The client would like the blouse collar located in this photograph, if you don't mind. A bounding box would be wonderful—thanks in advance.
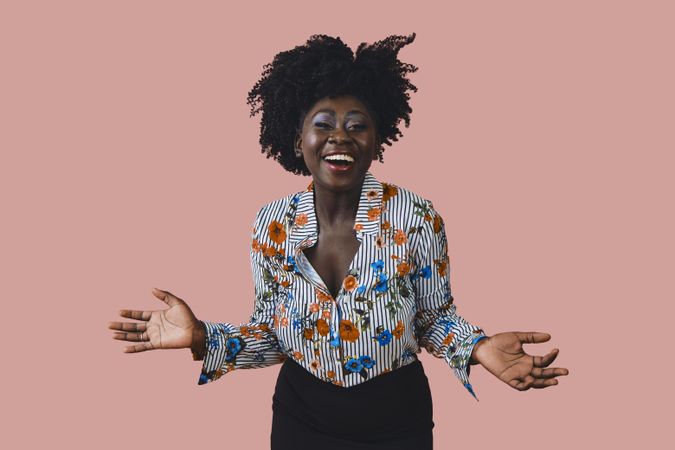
[287,170,383,245]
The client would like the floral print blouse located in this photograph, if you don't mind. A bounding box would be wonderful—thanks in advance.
[195,170,487,400]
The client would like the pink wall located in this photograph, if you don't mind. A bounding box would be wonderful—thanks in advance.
[2,1,672,448]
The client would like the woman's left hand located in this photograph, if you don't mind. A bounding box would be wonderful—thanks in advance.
[472,332,569,391]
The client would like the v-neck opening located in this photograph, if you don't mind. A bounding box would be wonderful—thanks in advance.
[296,237,363,300]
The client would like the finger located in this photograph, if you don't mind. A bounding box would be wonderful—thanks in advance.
[112,331,145,342]
[119,309,152,321]
[108,321,147,332]
[531,378,559,389]
[531,367,569,379]
[533,348,559,367]
[514,331,551,344]
[508,376,534,391]
[124,341,155,353]
[152,287,181,307]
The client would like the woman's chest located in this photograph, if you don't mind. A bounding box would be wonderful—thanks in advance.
[300,229,361,299]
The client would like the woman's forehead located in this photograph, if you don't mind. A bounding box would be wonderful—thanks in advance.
[306,95,372,117]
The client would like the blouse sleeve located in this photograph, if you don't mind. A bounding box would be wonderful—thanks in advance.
[195,209,286,385]
[410,198,487,401]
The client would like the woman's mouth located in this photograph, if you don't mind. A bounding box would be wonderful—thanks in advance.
[322,154,355,172]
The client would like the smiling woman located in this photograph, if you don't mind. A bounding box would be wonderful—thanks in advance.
[109,33,569,450]
[246,33,418,176]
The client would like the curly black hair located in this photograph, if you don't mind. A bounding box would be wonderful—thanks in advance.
[246,33,418,176]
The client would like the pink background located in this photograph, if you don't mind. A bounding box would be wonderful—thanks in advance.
[2,1,672,448]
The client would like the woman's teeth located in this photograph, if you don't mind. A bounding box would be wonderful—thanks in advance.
[324,154,354,163]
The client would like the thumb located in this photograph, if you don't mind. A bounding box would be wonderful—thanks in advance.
[515,331,551,344]
[152,287,181,307]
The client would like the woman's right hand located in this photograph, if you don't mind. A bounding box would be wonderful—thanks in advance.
[108,288,205,353]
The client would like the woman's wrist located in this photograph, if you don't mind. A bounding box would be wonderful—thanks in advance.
[469,335,489,365]
[190,320,207,361]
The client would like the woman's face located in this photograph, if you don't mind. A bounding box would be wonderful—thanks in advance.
[295,95,380,193]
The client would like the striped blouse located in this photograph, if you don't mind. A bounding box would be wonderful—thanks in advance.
[196,170,487,400]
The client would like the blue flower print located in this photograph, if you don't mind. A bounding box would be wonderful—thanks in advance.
[374,273,389,292]
[370,259,384,272]
[345,358,364,373]
[410,272,419,283]
[206,335,220,350]
[329,331,340,347]
[286,255,296,272]
[356,284,366,295]
[292,318,302,330]
[225,337,242,361]
[419,265,432,279]
[358,355,375,369]
[375,330,392,346]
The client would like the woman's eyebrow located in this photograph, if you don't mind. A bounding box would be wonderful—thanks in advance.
[311,109,368,118]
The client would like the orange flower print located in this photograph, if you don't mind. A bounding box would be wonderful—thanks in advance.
[293,351,304,361]
[303,328,314,340]
[240,325,251,337]
[393,320,405,339]
[433,213,443,234]
[316,318,329,337]
[310,359,321,371]
[437,260,447,277]
[443,332,455,346]
[367,189,379,201]
[339,319,360,342]
[343,275,357,292]
[381,183,398,202]
[295,213,308,227]
[381,221,391,231]
[281,317,289,327]
[316,288,334,304]
[259,324,270,332]
[424,212,432,222]
[268,220,287,244]
[253,332,262,340]
[326,370,336,380]
[251,239,261,252]
[375,235,385,248]
[367,207,382,221]
[272,315,278,327]
[333,380,343,387]
[396,261,411,277]
[391,254,399,260]
[281,280,290,288]
[322,310,331,319]
[354,223,364,232]
[309,303,320,313]
[264,245,277,258]
[393,229,407,245]
[307,181,314,191]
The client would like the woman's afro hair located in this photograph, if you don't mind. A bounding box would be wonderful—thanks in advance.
[246,33,418,176]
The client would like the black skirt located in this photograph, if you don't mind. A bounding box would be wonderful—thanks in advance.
[271,357,434,449]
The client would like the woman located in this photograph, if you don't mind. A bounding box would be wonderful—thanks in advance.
[109,34,569,449]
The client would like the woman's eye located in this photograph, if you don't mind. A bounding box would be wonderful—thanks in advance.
[349,124,366,130]
[315,122,332,129]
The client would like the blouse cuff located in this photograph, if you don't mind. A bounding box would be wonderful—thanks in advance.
[446,331,488,401]
[196,321,241,385]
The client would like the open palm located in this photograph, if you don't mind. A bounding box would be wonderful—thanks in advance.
[474,331,569,390]
[108,288,200,353]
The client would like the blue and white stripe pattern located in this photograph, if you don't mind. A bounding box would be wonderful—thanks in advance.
[196,170,487,400]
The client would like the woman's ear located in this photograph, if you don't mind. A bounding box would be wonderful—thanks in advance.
[294,134,303,158]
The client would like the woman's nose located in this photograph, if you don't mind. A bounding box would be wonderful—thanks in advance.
[328,128,352,143]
